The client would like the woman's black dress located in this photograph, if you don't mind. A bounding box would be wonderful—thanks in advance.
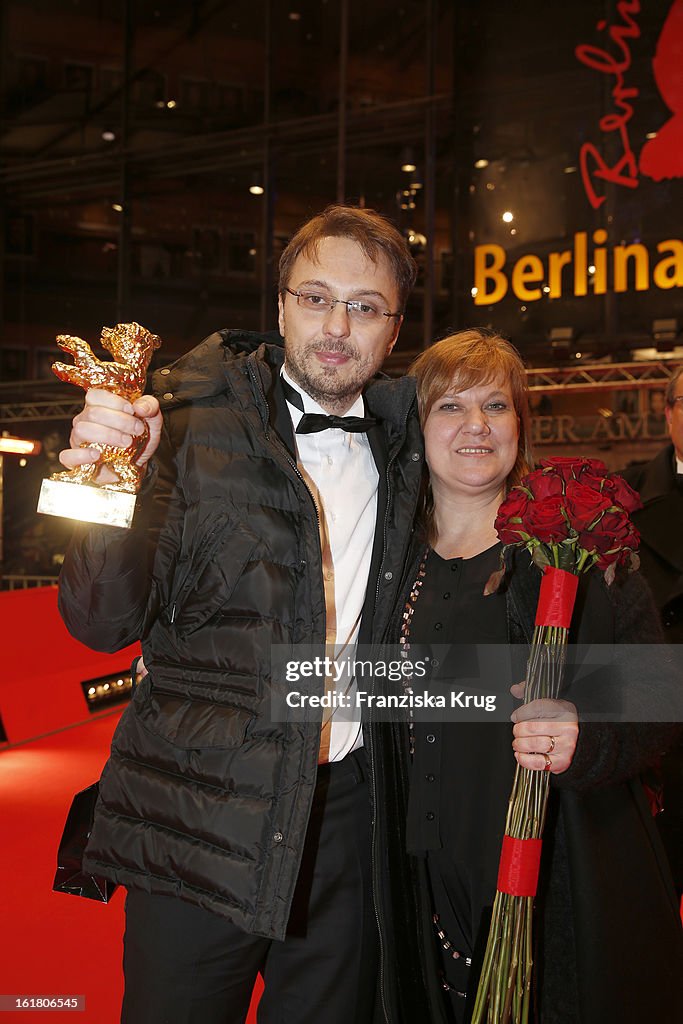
[406,543,516,1022]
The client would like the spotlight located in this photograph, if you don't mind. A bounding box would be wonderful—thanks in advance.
[548,326,576,360]
[653,318,678,342]
[653,318,679,352]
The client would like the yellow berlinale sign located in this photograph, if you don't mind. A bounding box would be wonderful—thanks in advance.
[473,231,683,305]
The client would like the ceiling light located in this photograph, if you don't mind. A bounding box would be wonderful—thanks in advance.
[166,99,177,109]
[502,211,514,223]
[645,131,657,139]
[101,129,116,142]
[249,172,264,196]
[112,203,123,212]
[400,147,416,173]
[474,159,489,169]
[564,166,577,174]
[289,10,302,19]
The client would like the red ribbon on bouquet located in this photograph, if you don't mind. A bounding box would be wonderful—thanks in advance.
[535,565,579,628]
[497,836,543,897]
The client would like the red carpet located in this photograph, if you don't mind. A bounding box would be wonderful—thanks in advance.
[0,713,262,1022]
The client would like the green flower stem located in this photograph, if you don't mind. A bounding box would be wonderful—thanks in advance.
[476,515,619,1020]
[472,612,571,1023]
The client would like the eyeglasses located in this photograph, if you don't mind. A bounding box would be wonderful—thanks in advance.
[284,287,403,324]
[671,396,683,407]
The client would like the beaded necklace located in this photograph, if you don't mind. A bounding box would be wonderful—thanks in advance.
[398,548,429,758]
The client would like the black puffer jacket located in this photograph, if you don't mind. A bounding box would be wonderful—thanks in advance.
[58,332,423,940]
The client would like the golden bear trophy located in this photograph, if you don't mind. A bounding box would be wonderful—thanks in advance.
[37,322,161,528]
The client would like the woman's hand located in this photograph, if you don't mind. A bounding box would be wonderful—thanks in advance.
[509,682,579,774]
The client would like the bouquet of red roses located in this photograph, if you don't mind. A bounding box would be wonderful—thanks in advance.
[471,456,641,1024]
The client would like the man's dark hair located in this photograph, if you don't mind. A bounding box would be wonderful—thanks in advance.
[278,205,418,310]
[665,366,683,406]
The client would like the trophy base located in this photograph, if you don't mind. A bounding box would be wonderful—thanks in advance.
[37,478,137,528]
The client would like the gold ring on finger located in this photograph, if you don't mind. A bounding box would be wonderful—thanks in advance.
[547,736,556,754]
[544,753,552,771]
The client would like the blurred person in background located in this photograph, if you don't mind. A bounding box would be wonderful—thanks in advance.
[622,367,683,899]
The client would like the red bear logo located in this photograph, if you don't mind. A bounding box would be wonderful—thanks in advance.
[640,0,683,180]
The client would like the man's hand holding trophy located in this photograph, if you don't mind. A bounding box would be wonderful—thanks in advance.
[37,322,163,528]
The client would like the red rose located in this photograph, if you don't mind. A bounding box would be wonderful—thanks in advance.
[495,487,530,545]
[524,495,569,543]
[577,467,609,493]
[596,522,640,569]
[578,458,608,477]
[564,479,612,531]
[602,473,643,514]
[539,456,599,482]
[523,467,564,501]
[579,511,639,557]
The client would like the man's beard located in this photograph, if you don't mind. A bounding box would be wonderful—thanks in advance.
[285,339,381,413]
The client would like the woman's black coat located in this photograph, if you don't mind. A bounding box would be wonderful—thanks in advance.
[372,550,683,1024]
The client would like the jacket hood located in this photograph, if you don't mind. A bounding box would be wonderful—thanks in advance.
[152,330,278,407]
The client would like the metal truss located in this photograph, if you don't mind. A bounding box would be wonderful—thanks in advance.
[526,360,682,393]
[0,360,680,424]
[0,401,81,424]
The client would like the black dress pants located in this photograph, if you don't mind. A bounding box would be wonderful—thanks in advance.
[121,749,378,1024]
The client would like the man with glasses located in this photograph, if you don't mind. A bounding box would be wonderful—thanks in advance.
[56,206,423,1023]
[623,366,683,900]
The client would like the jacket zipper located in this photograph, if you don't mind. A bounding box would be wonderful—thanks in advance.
[246,359,329,931]
[169,516,230,625]
[369,447,398,1024]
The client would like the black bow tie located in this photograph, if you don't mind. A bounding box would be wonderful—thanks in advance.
[296,412,377,434]
[281,375,376,435]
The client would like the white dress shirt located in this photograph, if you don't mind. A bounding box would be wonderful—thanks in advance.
[282,367,378,762]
